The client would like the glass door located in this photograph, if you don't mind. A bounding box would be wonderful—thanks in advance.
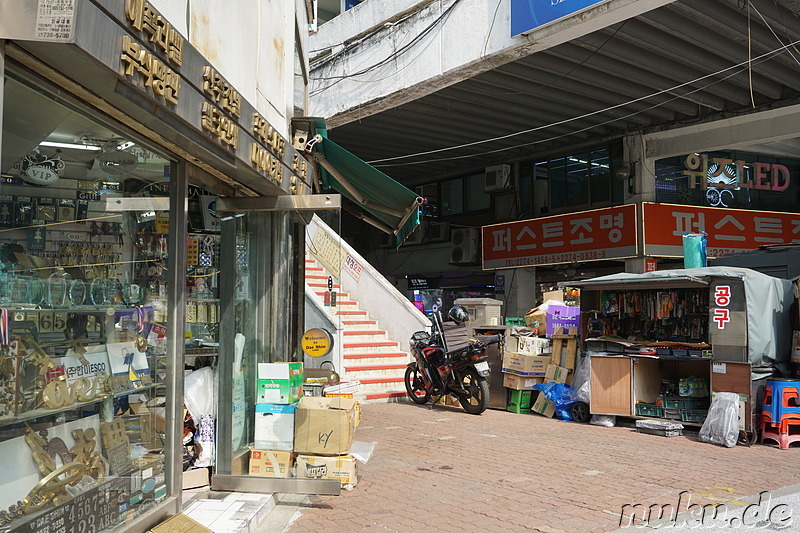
[213,196,344,493]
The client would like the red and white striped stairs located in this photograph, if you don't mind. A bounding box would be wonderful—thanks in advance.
[305,257,410,402]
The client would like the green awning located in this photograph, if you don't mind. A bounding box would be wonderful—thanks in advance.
[309,124,421,246]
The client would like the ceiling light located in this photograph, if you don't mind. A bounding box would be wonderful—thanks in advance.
[40,141,101,151]
[117,141,135,150]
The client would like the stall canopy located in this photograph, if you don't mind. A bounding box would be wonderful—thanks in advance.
[305,118,422,246]
[563,267,795,375]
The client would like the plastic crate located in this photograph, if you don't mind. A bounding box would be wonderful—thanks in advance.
[663,396,686,409]
[635,403,663,417]
[684,397,709,409]
[636,419,683,437]
[681,408,708,423]
[663,407,682,419]
[505,317,526,326]
[507,389,533,413]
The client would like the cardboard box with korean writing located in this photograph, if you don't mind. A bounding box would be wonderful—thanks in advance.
[545,364,568,384]
[254,403,296,451]
[502,352,550,376]
[257,362,304,404]
[532,391,555,418]
[516,336,550,356]
[503,372,543,390]
[249,450,293,478]
[296,454,358,490]
[293,396,356,455]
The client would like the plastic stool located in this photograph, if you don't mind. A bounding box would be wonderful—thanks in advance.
[762,379,800,425]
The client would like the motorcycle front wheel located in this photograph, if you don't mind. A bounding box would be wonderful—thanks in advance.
[458,367,490,415]
[404,364,431,404]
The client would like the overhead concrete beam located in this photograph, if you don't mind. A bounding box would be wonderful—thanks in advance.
[310,0,677,127]
[644,103,800,159]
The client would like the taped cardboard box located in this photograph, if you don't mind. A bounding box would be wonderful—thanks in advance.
[296,454,358,490]
[182,467,210,489]
[516,336,550,356]
[249,449,293,478]
[294,396,356,455]
[254,403,296,451]
[257,362,304,404]
[502,352,550,376]
[532,391,556,418]
[545,364,568,384]
[503,372,543,390]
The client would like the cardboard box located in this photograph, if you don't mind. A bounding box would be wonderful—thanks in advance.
[257,362,304,404]
[249,450,293,478]
[543,290,563,302]
[294,396,356,455]
[532,391,556,418]
[254,403,297,451]
[523,308,547,334]
[545,304,581,337]
[503,372,543,390]
[516,336,550,356]
[182,467,210,489]
[295,454,358,490]
[545,364,568,384]
[502,352,550,376]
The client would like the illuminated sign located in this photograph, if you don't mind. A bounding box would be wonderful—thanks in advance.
[482,205,637,269]
[643,203,800,258]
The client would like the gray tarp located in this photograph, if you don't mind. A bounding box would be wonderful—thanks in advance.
[564,267,794,377]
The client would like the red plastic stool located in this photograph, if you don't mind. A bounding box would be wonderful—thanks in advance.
[760,417,800,450]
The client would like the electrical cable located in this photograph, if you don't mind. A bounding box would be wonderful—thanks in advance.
[310,0,462,96]
[366,39,800,167]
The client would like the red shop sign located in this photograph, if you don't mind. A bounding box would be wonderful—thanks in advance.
[481,205,637,269]
[643,203,800,258]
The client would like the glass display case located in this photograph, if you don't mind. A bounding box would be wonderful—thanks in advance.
[0,74,180,532]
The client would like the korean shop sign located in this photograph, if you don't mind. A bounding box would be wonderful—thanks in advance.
[708,278,747,363]
[482,204,637,269]
[511,0,608,36]
[643,203,800,258]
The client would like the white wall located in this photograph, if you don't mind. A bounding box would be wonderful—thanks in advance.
[151,0,297,132]
[310,0,676,126]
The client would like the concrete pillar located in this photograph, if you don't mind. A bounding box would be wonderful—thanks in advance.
[494,268,536,320]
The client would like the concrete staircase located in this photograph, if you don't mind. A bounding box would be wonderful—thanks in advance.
[305,256,410,402]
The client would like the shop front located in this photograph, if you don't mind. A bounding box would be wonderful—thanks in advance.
[0,1,344,531]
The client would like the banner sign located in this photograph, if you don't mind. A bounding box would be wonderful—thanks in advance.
[482,205,637,269]
[511,0,608,36]
[643,203,800,258]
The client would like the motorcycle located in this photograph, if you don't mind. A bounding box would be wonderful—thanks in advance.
[404,306,503,414]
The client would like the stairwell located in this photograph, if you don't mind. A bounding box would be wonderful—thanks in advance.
[305,255,410,401]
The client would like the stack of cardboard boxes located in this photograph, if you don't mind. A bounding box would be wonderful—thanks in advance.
[249,362,359,490]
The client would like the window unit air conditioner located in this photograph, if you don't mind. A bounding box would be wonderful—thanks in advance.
[484,164,511,193]
[404,227,425,245]
[449,227,481,265]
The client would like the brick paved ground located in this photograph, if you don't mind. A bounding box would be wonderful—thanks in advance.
[286,401,800,533]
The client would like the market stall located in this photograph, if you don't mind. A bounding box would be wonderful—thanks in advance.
[563,267,795,440]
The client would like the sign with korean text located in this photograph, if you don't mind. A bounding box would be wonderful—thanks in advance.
[482,205,637,269]
[343,254,363,281]
[643,203,800,258]
[511,0,608,36]
[708,278,747,363]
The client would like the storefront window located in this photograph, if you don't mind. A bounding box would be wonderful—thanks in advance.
[0,75,177,530]
[655,151,800,212]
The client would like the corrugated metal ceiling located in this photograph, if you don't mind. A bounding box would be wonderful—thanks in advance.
[322,0,800,185]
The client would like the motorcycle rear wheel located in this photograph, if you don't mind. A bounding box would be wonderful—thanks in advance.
[458,368,489,415]
[404,365,431,404]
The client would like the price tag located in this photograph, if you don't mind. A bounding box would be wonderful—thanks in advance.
[53,312,68,332]
[39,312,54,333]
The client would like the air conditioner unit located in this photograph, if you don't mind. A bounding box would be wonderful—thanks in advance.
[429,221,451,242]
[450,227,481,265]
[484,164,511,193]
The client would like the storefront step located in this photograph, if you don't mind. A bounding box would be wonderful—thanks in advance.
[340,319,379,329]
[364,391,408,402]
[181,490,277,532]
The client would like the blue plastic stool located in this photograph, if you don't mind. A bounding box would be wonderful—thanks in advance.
[762,379,800,428]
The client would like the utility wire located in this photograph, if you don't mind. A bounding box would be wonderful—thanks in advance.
[366,39,800,167]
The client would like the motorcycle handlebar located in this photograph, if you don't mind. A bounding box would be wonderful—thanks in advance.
[474,334,504,349]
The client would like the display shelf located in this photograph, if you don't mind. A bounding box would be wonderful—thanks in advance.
[0,383,163,428]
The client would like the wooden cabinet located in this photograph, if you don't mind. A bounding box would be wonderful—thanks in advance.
[590,356,632,415]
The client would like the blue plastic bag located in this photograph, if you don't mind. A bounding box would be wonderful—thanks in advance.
[533,382,577,421]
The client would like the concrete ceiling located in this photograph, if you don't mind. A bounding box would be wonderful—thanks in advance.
[322,0,800,186]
